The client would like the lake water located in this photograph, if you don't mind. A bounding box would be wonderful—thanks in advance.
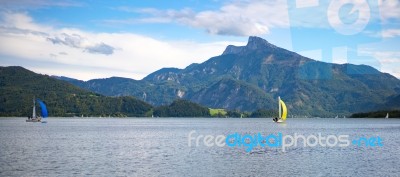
[0,118,399,177]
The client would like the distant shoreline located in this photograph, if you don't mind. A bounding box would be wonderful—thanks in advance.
[2,117,399,119]
[351,110,400,118]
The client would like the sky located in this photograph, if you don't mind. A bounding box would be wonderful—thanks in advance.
[0,0,399,80]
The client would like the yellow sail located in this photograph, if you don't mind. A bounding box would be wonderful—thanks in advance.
[279,98,287,120]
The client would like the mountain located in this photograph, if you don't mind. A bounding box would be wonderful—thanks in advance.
[0,66,152,117]
[189,78,275,111]
[57,36,400,116]
[57,77,183,106]
[382,94,400,110]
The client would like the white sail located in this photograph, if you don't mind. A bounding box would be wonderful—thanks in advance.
[274,96,287,123]
[278,96,282,118]
[385,113,389,119]
[32,99,36,118]
[27,98,44,122]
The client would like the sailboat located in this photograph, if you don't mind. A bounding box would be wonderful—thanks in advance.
[273,96,287,123]
[335,115,338,119]
[385,113,389,119]
[26,98,48,123]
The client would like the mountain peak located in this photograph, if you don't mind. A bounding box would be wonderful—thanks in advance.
[222,36,276,55]
[246,36,274,49]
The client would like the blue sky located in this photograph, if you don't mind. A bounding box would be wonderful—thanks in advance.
[0,0,399,80]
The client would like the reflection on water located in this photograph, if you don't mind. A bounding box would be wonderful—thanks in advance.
[0,118,399,176]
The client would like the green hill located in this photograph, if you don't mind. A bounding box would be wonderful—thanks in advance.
[153,99,210,117]
[0,66,152,117]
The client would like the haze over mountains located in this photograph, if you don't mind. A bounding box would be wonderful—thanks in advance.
[54,36,400,116]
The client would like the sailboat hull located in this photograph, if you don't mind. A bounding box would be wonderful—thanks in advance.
[26,118,41,122]
[273,118,285,123]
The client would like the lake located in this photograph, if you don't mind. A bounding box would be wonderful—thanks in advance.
[0,118,399,177]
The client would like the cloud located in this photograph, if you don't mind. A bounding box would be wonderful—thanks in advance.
[85,43,115,55]
[378,0,400,22]
[359,50,400,78]
[111,0,289,36]
[47,34,83,48]
[0,0,82,10]
[110,0,400,37]
[0,12,116,55]
[0,12,53,32]
[0,12,116,56]
[47,33,115,55]
[382,29,400,38]
[0,12,245,80]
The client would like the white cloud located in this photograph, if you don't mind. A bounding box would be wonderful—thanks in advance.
[382,29,400,38]
[110,0,400,37]
[46,33,115,55]
[0,12,244,80]
[359,50,400,78]
[378,0,400,22]
[111,0,289,36]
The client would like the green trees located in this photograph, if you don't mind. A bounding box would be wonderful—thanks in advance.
[153,99,210,117]
[351,110,400,118]
[250,109,277,118]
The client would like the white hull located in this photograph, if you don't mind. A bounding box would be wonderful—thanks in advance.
[26,118,41,122]
[273,118,285,123]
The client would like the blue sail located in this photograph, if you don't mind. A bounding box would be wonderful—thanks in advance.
[37,99,48,118]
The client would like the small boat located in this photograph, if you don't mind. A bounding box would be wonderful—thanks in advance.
[273,96,287,123]
[335,115,338,119]
[385,113,389,119]
[26,98,48,123]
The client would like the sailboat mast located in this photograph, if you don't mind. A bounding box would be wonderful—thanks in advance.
[278,96,281,118]
[32,98,36,118]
